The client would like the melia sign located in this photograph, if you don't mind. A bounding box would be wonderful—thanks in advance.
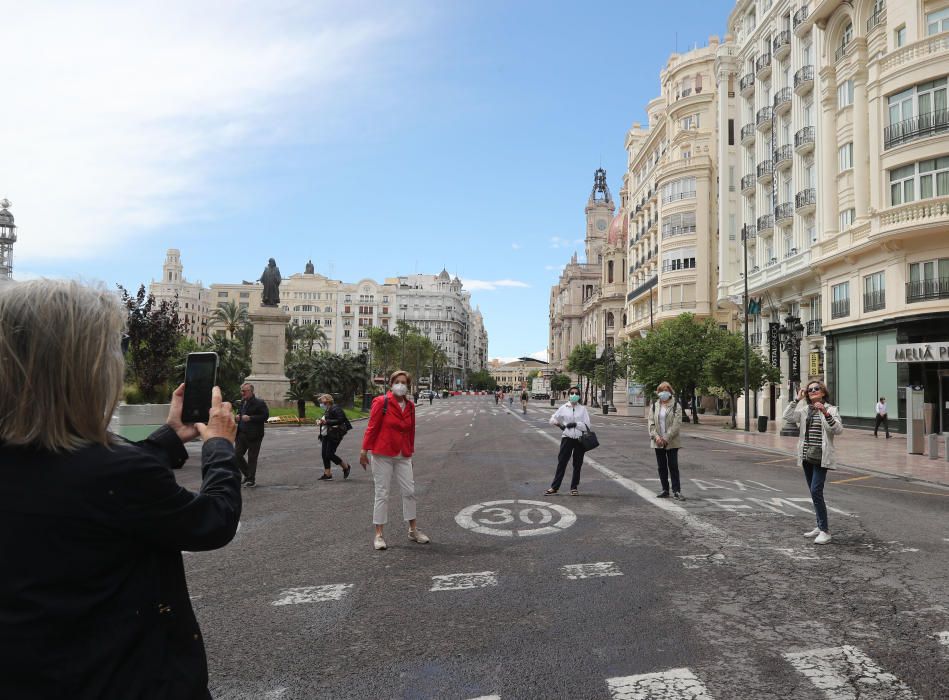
[886,342,949,362]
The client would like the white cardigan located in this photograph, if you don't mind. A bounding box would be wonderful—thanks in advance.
[782,399,844,469]
[549,403,592,440]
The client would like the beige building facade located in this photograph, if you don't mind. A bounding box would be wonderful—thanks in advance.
[487,357,550,391]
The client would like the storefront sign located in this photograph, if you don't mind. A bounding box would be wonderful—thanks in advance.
[768,323,781,368]
[789,342,801,381]
[886,342,949,362]
[808,351,822,376]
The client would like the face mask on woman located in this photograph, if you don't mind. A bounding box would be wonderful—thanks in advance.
[320,403,328,411]
[568,393,580,404]
[391,383,408,397]
[658,390,672,401]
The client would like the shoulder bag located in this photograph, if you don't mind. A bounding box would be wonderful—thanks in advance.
[804,410,823,463]
[579,428,599,451]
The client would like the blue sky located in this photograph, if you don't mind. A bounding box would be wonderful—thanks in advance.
[5,0,733,360]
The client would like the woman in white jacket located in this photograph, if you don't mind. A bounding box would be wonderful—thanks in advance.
[545,386,592,496]
[782,379,844,544]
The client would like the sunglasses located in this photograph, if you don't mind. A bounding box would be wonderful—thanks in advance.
[807,386,822,393]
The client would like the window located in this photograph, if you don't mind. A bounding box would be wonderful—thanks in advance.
[839,208,856,229]
[324,319,332,327]
[217,291,228,298]
[728,119,735,145]
[661,177,696,203]
[607,261,614,283]
[681,114,700,130]
[662,211,697,237]
[831,281,850,318]
[895,25,906,47]
[863,271,886,311]
[343,342,350,350]
[927,7,949,35]
[908,258,949,301]
[837,142,854,172]
[837,79,854,108]
[840,22,853,50]
[661,246,697,272]
[890,157,949,204]
[239,292,249,298]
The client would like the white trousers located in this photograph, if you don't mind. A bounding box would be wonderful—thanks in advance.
[371,454,417,525]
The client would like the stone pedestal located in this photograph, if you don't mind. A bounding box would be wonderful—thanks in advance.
[245,306,291,408]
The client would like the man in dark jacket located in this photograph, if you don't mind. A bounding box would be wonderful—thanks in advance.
[236,382,269,487]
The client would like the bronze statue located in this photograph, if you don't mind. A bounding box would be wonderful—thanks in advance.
[260,258,282,306]
[305,259,314,275]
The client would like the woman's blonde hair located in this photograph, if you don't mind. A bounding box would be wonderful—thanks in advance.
[389,369,412,387]
[0,279,125,451]
[657,381,674,394]
[318,393,334,405]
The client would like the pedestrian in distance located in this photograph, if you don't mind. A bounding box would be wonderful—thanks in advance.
[545,385,592,496]
[359,370,430,551]
[520,389,529,414]
[494,390,500,405]
[782,380,844,545]
[647,381,684,500]
[428,391,434,405]
[316,393,353,480]
[508,394,514,409]
[874,397,891,438]
[0,279,242,700]
[235,382,269,487]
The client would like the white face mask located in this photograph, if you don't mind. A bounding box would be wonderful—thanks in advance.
[391,383,408,397]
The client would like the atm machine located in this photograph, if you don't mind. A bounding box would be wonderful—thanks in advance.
[906,386,925,455]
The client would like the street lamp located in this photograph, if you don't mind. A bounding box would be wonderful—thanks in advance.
[778,313,805,437]
[741,225,752,432]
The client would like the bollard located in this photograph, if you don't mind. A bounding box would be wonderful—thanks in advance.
[928,433,939,460]
[944,434,949,462]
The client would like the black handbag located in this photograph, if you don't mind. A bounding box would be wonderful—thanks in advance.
[579,430,600,451]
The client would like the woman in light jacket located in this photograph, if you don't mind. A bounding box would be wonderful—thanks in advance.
[647,381,684,500]
[545,385,592,496]
[782,379,844,544]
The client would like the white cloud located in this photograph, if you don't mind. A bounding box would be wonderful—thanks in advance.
[2,1,414,262]
[549,236,572,249]
[461,278,530,291]
[511,242,522,250]
[529,349,549,362]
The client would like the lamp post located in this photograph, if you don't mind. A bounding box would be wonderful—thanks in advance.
[778,313,805,437]
[742,226,751,432]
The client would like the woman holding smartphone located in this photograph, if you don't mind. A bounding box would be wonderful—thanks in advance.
[545,385,592,496]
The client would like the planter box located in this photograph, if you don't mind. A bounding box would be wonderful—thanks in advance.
[110,403,169,442]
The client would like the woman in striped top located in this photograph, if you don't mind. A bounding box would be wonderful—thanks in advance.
[782,380,844,544]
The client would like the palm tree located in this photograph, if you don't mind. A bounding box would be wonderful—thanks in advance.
[209,300,249,339]
[299,323,328,355]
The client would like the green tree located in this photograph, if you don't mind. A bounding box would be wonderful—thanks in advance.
[369,327,398,379]
[208,300,249,339]
[467,369,497,390]
[703,330,781,428]
[204,335,251,402]
[119,285,185,403]
[550,372,572,399]
[566,343,598,403]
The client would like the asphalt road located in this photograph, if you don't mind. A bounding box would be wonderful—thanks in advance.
[177,396,949,700]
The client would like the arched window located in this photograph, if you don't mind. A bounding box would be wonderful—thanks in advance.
[607,260,614,283]
[622,313,627,327]
[606,312,615,328]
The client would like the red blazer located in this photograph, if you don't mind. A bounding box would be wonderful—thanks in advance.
[362,392,415,458]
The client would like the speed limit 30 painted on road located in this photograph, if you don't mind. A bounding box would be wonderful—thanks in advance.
[455,499,577,537]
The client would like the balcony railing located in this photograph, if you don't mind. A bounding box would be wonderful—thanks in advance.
[773,87,792,113]
[793,5,809,32]
[906,277,949,302]
[775,202,794,223]
[883,109,949,149]
[741,173,756,193]
[773,30,791,57]
[741,223,757,241]
[740,73,755,94]
[740,122,756,143]
[863,290,886,312]
[663,191,696,203]
[757,159,773,181]
[627,274,658,302]
[749,331,763,345]
[831,299,850,319]
[867,6,886,33]
[662,224,696,238]
[795,188,817,211]
[774,144,792,169]
[835,41,852,63]
[794,125,815,151]
[793,65,814,93]
[806,319,822,336]
[755,53,772,76]
[756,106,773,129]
[757,214,774,232]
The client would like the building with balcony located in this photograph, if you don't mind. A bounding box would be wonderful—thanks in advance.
[150,249,212,343]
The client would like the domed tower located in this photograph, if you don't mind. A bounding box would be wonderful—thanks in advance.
[162,249,184,284]
[584,168,614,265]
[0,199,17,281]
[603,213,628,288]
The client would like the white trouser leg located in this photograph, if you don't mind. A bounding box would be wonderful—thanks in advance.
[371,455,394,525]
[392,456,417,523]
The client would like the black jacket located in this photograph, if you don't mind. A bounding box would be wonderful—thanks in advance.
[0,426,241,699]
[237,395,269,441]
[322,405,351,440]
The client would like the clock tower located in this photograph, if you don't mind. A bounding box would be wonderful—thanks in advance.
[584,168,614,265]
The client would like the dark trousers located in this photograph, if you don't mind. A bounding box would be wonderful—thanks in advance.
[321,435,344,470]
[551,437,585,490]
[235,433,263,482]
[803,460,829,532]
[873,413,890,437]
[654,448,681,494]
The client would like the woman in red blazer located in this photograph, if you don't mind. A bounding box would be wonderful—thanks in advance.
[359,370,431,551]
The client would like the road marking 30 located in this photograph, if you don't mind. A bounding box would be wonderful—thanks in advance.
[783,645,919,699]
[606,667,713,699]
[456,500,576,537]
[272,584,353,606]
[561,562,623,580]
[430,571,498,592]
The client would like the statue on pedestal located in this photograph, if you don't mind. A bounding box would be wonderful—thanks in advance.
[260,258,282,306]
[305,259,314,275]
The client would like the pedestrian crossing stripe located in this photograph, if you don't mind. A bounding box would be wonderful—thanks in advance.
[606,667,713,700]
[430,571,498,592]
[560,562,623,579]
[271,584,353,606]
[783,645,919,699]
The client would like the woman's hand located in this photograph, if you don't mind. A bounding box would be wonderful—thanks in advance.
[195,387,237,443]
[812,401,827,414]
[166,383,199,443]
[359,450,370,469]
[798,388,807,401]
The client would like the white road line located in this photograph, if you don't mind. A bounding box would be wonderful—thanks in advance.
[264,688,289,699]
[783,645,918,699]
[937,631,949,646]
[430,571,498,592]
[606,667,714,699]
[466,696,500,700]
[271,584,353,606]
[561,561,623,580]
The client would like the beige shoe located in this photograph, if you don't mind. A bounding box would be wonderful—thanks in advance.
[814,531,832,545]
[373,535,387,550]
[803,527,821,537]
[408,529,430,544]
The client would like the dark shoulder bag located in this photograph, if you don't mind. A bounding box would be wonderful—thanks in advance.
[804,409,823,463]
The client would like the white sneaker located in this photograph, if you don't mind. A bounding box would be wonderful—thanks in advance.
[373,535,387,550]
[814,531,832,545]
[408,529,430,544]
[804,527,821,537]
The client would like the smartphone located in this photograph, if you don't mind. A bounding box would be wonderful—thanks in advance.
[181,352,219,424]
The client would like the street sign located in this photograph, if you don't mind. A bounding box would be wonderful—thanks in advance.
[768,323,781,367]
[455,500,576,537]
